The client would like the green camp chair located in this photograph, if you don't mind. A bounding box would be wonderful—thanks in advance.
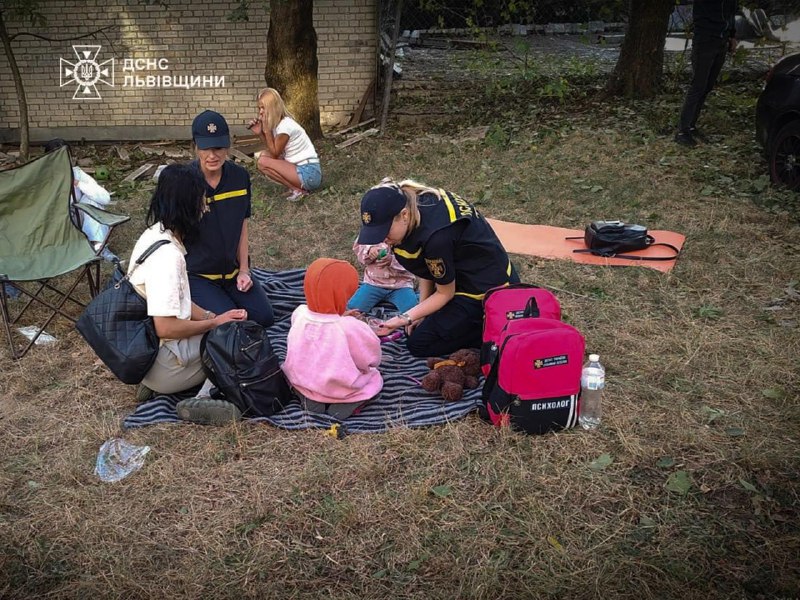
[0,146,129,359]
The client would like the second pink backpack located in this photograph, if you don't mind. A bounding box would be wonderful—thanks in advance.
[480,284,561,376]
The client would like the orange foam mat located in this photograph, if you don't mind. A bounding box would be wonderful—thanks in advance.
[486,219,685,273]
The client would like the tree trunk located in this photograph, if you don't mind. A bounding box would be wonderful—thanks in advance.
[604,0,674,98]
[265,0,323,140]
[0,10,29,160]
[379,0,403,135]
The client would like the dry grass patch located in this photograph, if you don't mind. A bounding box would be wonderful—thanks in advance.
[1,65,799,598]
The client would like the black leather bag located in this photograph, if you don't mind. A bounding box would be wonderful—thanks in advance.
[568,221,680,261]
[201,320,292,417]
[76,240,170,384]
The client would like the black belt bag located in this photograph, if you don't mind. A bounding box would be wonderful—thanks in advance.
[567,221,680,261]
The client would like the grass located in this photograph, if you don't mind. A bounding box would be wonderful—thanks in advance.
[1,44,799,599]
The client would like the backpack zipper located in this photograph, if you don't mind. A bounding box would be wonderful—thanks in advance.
[240,367,282,388]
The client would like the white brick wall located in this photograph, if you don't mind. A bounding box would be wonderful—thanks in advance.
[0,0,377,140]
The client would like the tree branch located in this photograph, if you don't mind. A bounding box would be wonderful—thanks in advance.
[10,24,117,42]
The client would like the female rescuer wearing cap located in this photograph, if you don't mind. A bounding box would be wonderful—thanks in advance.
[358,179,519,357]
[186,109,274,328]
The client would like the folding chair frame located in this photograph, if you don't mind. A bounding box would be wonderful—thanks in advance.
[0,147,124,360]
[1,262,101,359]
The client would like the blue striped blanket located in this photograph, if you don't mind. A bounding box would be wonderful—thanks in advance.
[122,268,483,433]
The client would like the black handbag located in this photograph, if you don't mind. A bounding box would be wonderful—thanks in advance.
[567,220,680,261]
[76,240,171,384]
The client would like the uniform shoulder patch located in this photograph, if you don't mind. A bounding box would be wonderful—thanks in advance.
[425,257,446,279]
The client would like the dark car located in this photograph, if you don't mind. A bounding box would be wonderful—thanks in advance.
[756,52,800,190]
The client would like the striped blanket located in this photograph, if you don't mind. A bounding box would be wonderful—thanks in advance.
[122,269,483,433]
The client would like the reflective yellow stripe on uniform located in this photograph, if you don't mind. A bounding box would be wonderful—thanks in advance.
[454,262,513,300]
[394,247,421,259]
[454,291,486,300]
[440,189,457,222]
[208,189,247,203]
[199,268,239,280]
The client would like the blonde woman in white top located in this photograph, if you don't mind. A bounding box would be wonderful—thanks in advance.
[248,87,322,201]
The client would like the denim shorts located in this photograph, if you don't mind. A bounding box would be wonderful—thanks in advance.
[296,162,322,191]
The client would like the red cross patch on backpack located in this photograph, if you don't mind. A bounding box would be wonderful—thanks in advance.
[480,284,562,376]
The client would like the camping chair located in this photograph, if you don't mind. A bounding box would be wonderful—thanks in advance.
[0,146,129,359]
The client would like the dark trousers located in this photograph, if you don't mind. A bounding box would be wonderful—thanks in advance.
[678,36,728,133]
[406,295,485,358]
[189,274,274,327]
[406,265,520,358]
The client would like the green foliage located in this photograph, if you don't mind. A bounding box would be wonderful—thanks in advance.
[407,0,628,28]
[2,0,46,27]
[227,0,250,22]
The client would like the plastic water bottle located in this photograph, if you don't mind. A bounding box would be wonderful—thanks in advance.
[579,354,605,430]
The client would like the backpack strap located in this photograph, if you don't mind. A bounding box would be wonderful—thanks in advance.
[573,242,681,261]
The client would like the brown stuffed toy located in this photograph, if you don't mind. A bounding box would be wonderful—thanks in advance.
[421,349,482,401]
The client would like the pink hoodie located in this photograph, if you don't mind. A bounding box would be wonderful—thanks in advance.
[282,259,383,404]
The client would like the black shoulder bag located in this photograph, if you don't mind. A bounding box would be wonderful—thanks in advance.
[76,240,170,384]
[567,221,680,261]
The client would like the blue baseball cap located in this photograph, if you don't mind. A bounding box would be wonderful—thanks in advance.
[357,186,407,244]
[191,110,230,149]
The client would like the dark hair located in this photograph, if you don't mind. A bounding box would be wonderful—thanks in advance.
[145,164,206,240]
[44,138,68,154]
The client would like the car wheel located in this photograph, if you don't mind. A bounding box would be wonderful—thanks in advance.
[769,121,800,190]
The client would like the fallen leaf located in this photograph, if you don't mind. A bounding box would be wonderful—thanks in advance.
[639,516,656,527]
[431,485,452,498]
[665,470,692,495]
[589,453,613,471]
[739,479,758,493]
[547,535,565,553]
[761,388,785,400]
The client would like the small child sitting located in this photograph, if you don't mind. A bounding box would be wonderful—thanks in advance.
[346,240,417,316]
[282,258,382,420]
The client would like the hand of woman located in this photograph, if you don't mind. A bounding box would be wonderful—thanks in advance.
[236,271,253,292]
[214,309,248,325]
[247,117,263,136]
[375,313,415,336]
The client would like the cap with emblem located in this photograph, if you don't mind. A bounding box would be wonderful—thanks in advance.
[191,110,231,149]
[357,185,407,245]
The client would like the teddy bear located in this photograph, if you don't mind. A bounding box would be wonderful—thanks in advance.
[421,348,482,402]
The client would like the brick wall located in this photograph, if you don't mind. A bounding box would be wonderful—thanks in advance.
[0,0,378,142]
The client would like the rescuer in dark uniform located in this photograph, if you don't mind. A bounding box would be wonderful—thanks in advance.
[357,179,518,357]
[186,110,274,327]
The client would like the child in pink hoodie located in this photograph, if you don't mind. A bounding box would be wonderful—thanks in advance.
[282,258,382,419]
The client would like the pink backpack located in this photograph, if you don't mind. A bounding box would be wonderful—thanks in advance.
[480,286,585,434]
[480,284,561,376]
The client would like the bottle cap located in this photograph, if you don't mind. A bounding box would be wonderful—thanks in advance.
[589,353,600,362]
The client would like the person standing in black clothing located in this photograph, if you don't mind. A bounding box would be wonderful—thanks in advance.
[675,0,738,147]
